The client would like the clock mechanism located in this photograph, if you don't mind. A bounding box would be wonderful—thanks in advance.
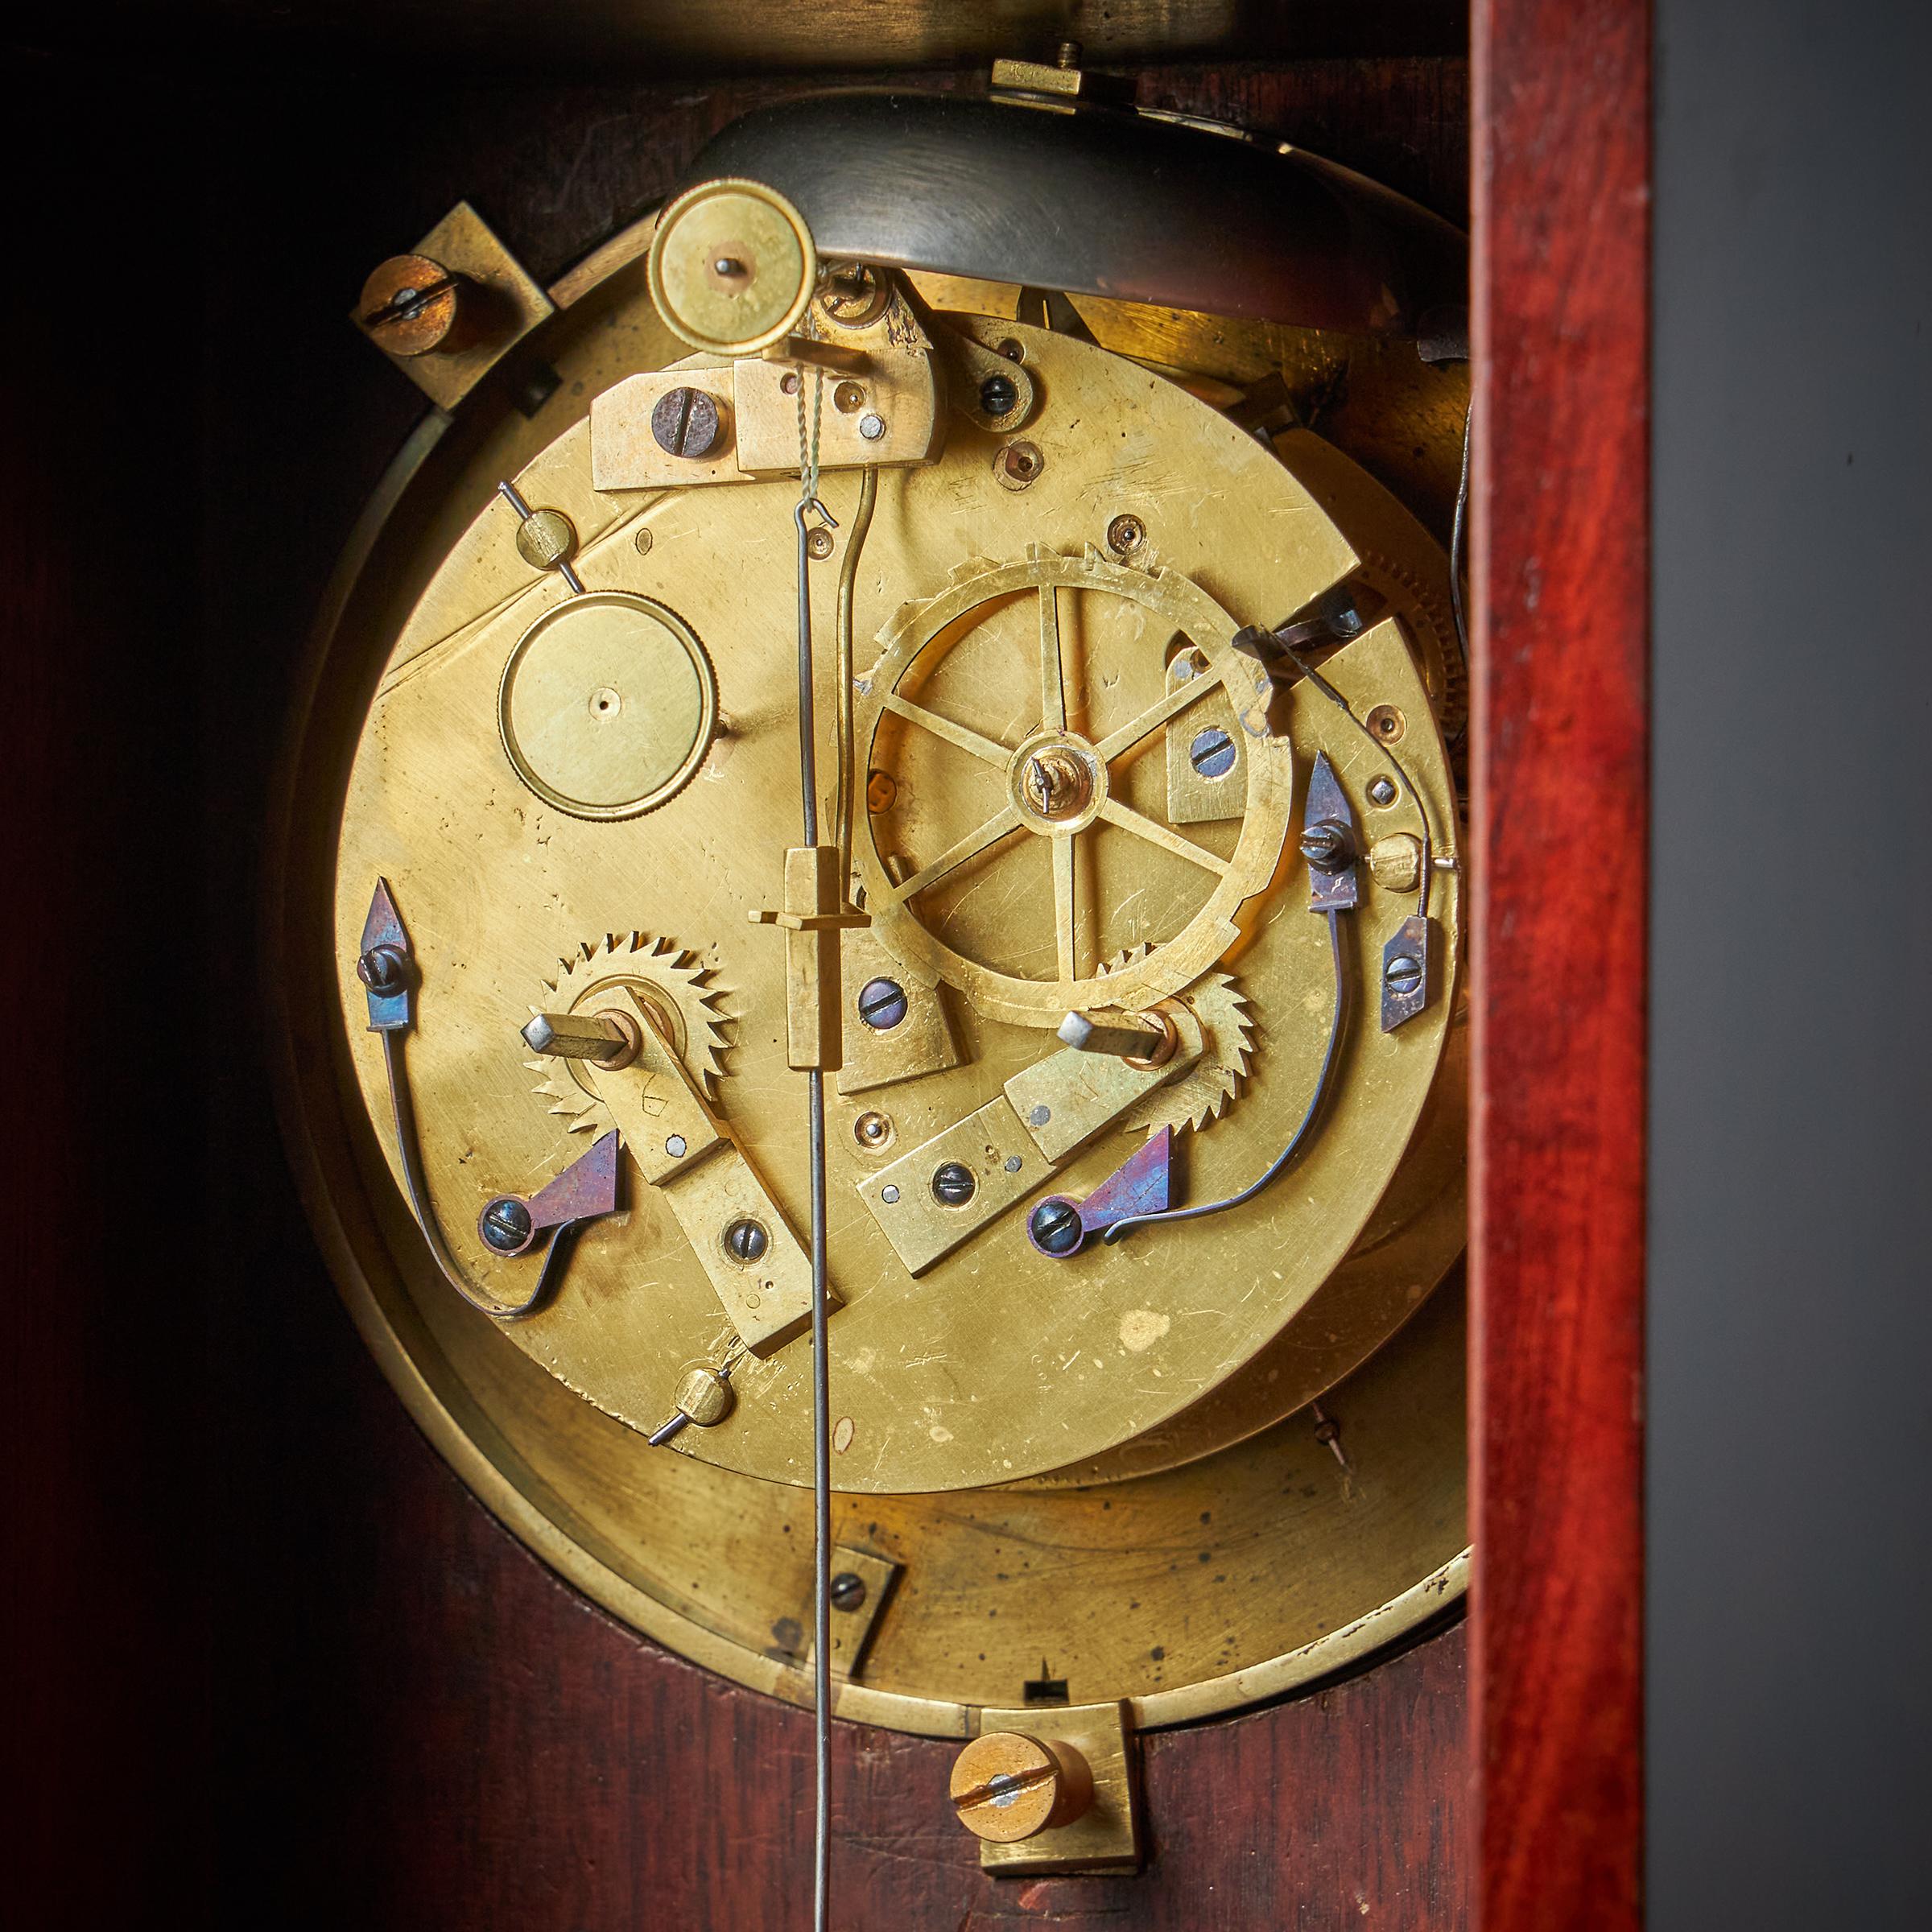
[276,97,1469,1874]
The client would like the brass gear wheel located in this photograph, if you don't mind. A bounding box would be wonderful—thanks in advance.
[529,934,729,1133]
[1102,947,1256,1136]
[852,544,1295,1031]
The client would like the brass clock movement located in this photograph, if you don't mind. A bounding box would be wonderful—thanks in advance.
[272,70,1470,1886]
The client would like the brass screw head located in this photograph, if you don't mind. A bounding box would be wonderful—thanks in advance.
[1368,833,1424,892]
[357,252,464,357]
[673,1364,733,1428]
[515,507,578,572]
[865,769,898,813]
[1106,513,1146,555]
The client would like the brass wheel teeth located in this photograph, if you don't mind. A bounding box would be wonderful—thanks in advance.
[529,933,729,1132]
[1101,947,1255,1137]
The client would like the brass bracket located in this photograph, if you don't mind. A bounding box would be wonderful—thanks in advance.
[968,1700,1141,1876]
[351,201,553,412]
[583,996,827,1357]
[749,846,869,1072]
[590,280,943,489]
[803,1545,901,1681]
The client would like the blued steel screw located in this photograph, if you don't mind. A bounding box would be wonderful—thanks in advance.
[1386,954,1424,997]
[1300,818,1355,873]
[857,977,908,1030]
[480,1197,533,1254]
[830,1571,867,1612]
[1298,819,1360,873]
[1189,726,1236,778]
[1030,1199,1084,1256]
[979,371,1019,418]
[650,386,722,460]
[357,944,407,993]
[1367,775,1398,807]
[1323,588,1366,638]
[931,1162,976,1207]
[724,1217,769,1264]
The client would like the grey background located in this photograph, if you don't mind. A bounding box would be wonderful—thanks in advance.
[1650,0,1932,1924]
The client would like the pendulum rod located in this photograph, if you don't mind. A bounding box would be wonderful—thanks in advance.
[793,364,835,1932]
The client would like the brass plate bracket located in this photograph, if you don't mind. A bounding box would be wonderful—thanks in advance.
[351,201,554,412]
[805,1545,902,1680]
[971,1700,1141,1876]
[590,282,942,489]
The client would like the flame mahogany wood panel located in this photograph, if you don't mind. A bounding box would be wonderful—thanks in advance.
[8,42,1493,1931]
[1470,2,1649,1927]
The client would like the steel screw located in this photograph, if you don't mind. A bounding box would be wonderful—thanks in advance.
[979,371,1019,418]
[666,1134,687,1158]
[1367,775,1399,807]
[807,526,836,560]
[853,1111,892,1150]
[830,1571,867,1612]
[1189,726,1236,778]
[1385,954,1424,997]
[480,1196,533,1254]
[650,386,723,460]
[858,411,887,441]
[857,977,908,1030]
[1029,1199,1084,1256]
[357,944,407,993]
[931,1162,977,1207]
[1300,818,1356,873]
[724,1217,769,1264]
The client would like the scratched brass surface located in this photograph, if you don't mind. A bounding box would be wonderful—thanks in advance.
[273,227,1468,1726]
[328,312,1459,1495]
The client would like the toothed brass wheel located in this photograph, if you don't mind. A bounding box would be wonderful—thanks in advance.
[854,547,1297,1031]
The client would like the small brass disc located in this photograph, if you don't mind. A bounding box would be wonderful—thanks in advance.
[497,591,716,819]
[647,177,817,354]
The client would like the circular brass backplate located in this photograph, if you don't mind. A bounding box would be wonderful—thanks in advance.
[647,177,817,354]
[269,216,1472,1733]
[329,320,1460,1497]
[497,590,716,819]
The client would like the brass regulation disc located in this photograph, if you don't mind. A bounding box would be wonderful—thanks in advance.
[496,591,716,820]
[646,177,817,354]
